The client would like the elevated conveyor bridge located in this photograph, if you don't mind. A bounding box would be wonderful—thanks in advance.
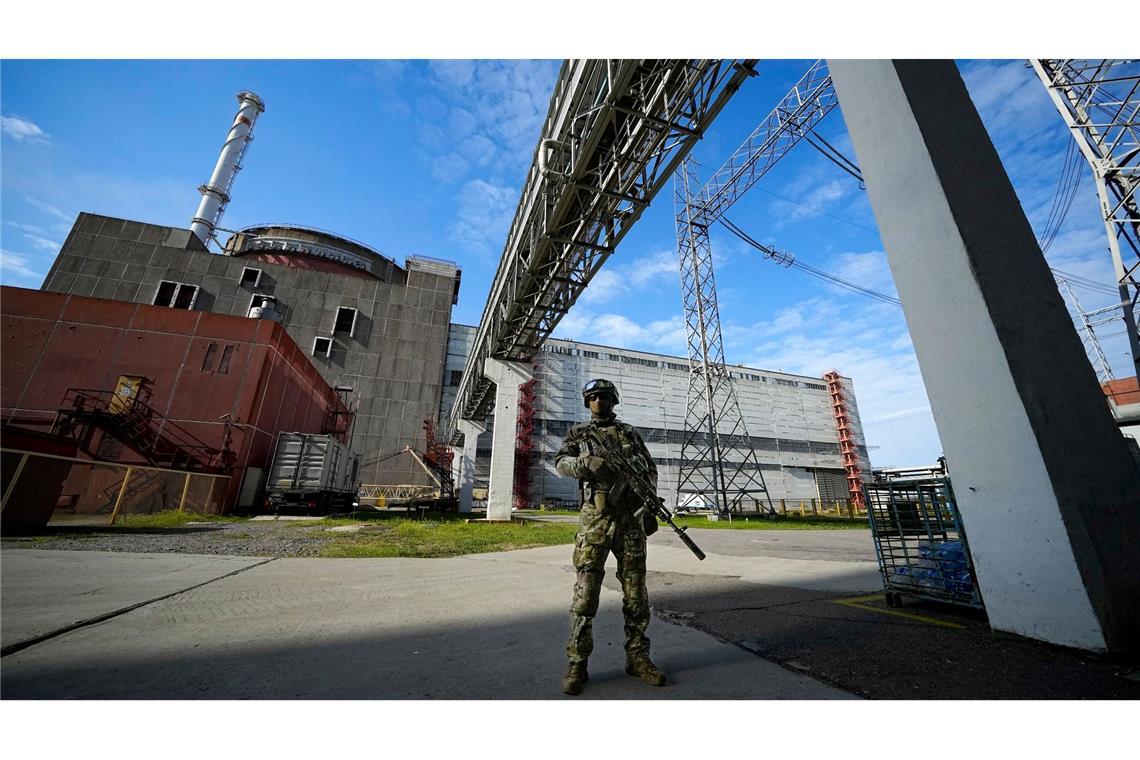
[446,59,758,444]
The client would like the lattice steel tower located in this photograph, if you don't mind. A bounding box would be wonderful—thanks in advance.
[1058,277,1117,384]
[674,158,772,514]
[671,61,838,515]
[1033,59,1140,376]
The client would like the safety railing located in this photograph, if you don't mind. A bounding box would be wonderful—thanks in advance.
[2,448,232,529]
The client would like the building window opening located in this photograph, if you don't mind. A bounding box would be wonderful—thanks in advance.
[334,307,358,337]
[218,345,235,374]
[154,281,199,310]
[172,284,199,309]
[240,267,262,288]
[201,343,218,372]
[313,337,332,358]
[448,369,463,386]
[154,281,178,306]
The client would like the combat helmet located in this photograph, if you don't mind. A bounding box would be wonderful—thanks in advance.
[582,378,620,408]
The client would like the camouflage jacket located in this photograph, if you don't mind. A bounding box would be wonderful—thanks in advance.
[555,418,657,508]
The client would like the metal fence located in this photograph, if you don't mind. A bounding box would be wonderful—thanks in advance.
[2,449,231,527]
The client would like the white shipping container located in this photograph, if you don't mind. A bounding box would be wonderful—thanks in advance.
[267,433,358,497]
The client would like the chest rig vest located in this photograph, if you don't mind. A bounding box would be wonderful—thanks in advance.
[579,421,642,508]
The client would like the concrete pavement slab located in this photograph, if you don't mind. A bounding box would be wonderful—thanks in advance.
[1,547,856,699]
[509,531,883,595]
[1,550,268,648]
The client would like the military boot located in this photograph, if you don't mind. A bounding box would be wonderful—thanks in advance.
[561,660,589,695]
[625,654,667,686]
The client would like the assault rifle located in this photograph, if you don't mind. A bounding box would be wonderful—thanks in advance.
[583,427,706,561]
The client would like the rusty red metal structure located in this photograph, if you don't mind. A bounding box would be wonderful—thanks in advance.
[421,417,454,501]
[823,370,866,512]
[1,286,341,512]
[52,385,231,472]
[513,372,538,510]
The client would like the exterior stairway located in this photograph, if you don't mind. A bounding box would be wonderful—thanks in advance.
[51,389,230,473]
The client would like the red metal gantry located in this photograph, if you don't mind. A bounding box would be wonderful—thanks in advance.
[421,417,455,501]
[513,370,538,510]
[823,370,866,512]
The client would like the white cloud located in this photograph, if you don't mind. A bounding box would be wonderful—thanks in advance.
[23,234,60,253]
[6,221,48,235]
[825,250,898,300]
[553,309,687,354]
[628,249,678,287]
[1,115,50,144]
[380,60,559,190]
[428,60,475,89]
[448,179,517,258]
[6,221,61,253]
[458,135,497,168]
[789,178,849,221]
[579,248,679,307]
[431,153,471,183]
[24,197,72,222]
[578,269,626,305]
[719,293,941,467]
[0,249,43,282]
[961,61,1054,142]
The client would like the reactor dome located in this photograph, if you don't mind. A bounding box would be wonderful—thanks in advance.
[223,224,399,281]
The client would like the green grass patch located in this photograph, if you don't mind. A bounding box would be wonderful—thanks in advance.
[668,514,869,530]
[515,507,580,515]
[291,510,470,528]
[116,510,247,529]
[317,517,578,558]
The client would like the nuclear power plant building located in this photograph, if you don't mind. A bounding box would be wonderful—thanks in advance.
[440,324,871,508]
[39,212,462,488]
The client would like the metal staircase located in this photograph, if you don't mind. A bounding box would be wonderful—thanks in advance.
[51,388,230,473]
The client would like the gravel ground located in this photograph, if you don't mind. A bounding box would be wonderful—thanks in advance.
[1,519,342,558]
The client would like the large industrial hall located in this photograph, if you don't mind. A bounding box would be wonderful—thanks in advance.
[1,34,1138,730]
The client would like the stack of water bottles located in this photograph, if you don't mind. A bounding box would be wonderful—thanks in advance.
[889,539,975,596]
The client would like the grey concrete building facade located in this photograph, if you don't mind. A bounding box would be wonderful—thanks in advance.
[441,324,870,508]
[41,213,461,488]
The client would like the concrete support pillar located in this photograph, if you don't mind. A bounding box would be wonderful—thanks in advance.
[456,419,487,514]
[829,60,1140,654]
[483,358,534,521]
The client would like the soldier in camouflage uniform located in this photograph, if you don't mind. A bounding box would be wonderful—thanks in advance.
[555,378,667,695]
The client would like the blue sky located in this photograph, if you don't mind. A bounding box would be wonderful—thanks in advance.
[1,58,1127,468]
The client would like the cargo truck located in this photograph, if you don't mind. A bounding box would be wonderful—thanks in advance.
[265,432,359,513]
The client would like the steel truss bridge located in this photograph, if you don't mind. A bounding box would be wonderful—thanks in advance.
[446,59,759,443]
[445,57,1136,510]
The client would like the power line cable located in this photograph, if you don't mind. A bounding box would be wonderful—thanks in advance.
[802,132,864,185]
[1050,267,1120,295]
[750,186,878,234]
[719,217,901,307]
[1038,138,1085,255]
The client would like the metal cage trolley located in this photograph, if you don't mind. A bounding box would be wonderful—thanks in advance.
[863,464,984,610]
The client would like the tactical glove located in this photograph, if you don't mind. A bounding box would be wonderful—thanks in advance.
[577,455,612,481]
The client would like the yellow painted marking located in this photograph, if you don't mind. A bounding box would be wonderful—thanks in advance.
[833,595,968,629]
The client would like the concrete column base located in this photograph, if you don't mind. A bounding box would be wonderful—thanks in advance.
[483,358,534,522]
[456,420,487,514]
[829,59,1140,653]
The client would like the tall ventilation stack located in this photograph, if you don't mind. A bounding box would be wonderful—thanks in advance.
[190,90,265,248]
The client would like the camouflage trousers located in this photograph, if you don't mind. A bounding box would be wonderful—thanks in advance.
[566,496,650,663]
